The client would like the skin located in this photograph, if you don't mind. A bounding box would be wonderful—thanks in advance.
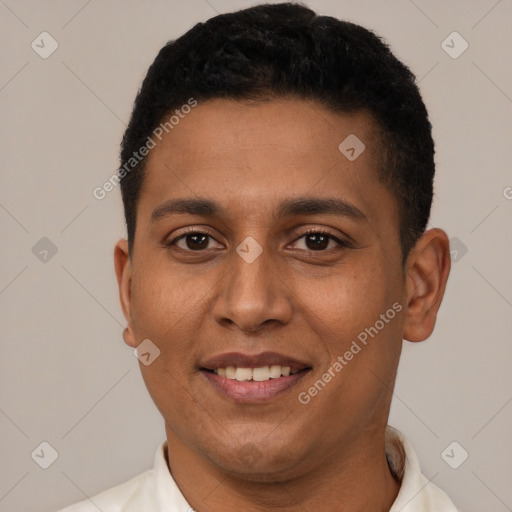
[114,98,451,511]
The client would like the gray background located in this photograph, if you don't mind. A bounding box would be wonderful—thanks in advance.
[1,1,511,511]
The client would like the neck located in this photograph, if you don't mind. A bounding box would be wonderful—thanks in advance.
[164,425,401,512]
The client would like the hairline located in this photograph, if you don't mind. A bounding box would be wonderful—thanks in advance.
[125,96,409,261]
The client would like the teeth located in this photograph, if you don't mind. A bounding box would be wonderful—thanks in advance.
[252,366,270,381]
[269,365,282,378]
[213,365,296,381]
[235,367,252,381]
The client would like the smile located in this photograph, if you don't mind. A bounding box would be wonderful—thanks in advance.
[211,365,300,381]
[199,352,311,403]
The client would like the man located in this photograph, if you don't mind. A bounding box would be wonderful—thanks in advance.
[59,3,457,510]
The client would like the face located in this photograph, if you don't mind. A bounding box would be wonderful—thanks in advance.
[115,98,447,481]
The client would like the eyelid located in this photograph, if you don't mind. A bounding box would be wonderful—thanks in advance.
[289,227,350,249]
[164,226,221,247]
[165,226,351,251]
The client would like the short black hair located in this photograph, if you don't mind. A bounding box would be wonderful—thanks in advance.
[119,2,435,259]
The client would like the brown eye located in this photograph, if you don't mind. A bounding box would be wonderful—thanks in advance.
[167,230,222,251]
[303,233,331,250]
[291,230,346,251]
[179,233,210,250]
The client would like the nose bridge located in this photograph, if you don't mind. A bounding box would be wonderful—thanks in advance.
[228,239,274,305]
[214,236,291,330]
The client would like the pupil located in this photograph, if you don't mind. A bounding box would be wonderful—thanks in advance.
[187,234,208,250]
[184,233,329,251]
[307,234,328,250]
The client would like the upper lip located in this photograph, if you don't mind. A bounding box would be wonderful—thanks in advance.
[200,351,311,371]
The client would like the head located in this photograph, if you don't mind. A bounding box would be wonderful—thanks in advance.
[114,2,450,482]
[119,2,435,260]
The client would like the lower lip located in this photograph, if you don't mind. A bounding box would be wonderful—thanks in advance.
[200,369,310,403]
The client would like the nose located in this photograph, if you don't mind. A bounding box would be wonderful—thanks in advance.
[212,243,293,333]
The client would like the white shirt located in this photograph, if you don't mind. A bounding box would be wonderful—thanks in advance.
[58,425,459,511]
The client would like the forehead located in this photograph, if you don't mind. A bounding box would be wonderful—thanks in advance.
[138,98,395,227]
[147,97,380,168]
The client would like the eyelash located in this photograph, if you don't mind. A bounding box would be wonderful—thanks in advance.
[165,227,349,252]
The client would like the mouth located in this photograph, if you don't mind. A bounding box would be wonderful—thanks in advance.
[199,352,312,403]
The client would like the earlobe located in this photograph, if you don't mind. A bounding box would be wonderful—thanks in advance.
[403,229,451,343]
[114,239,137,348]
[122,327,136,349]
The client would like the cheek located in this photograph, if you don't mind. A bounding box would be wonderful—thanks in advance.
[297,273,402,435]
[130,261,192,333]
[130,264,199,424]
[129,264,203,395]
[300,259,393,346]
[138,363,213,451]
[299,254,403,409]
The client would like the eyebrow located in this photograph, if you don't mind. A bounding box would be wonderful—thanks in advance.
[150,196,368,223]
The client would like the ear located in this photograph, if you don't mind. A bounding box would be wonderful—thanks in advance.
[114,239,137,348]
[403,228,451,342]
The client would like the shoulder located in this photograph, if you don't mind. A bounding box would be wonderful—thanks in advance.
[56,469,153,512]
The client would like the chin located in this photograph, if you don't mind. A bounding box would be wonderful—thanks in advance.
[205,440,307,482]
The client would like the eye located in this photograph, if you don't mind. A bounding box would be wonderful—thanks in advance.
[165,228,349,253]
[290,229,347,251]
[167,229,223,251]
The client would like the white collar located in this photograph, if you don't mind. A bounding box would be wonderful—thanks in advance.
[386,425,459,511]
[152,425,459,511]
[59,425,459,511]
